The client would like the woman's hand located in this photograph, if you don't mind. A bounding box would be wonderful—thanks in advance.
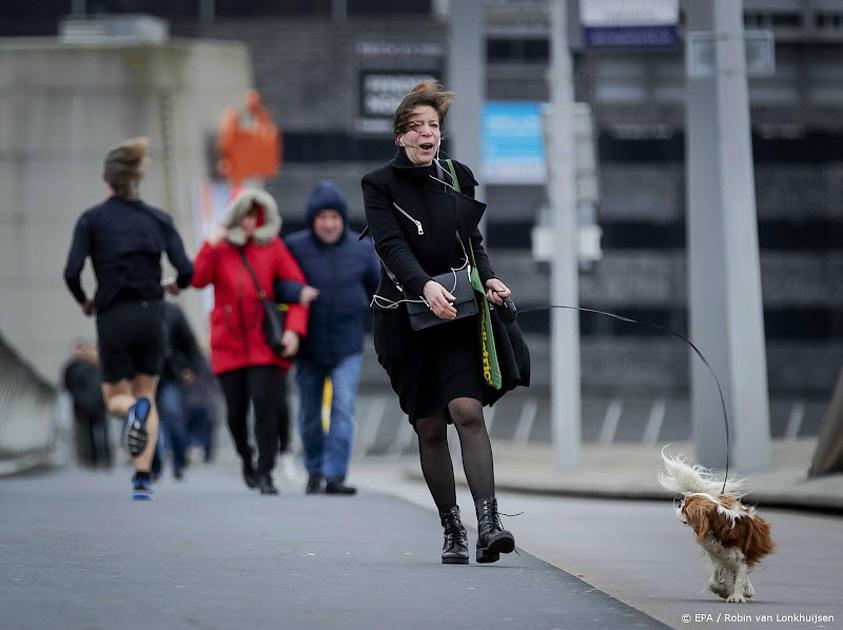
[423,280,458,321]
[485,278,511,306]
[81,300,96,317]
[281,330,300,358]
[299,285,320,306]
[207,225,227,246]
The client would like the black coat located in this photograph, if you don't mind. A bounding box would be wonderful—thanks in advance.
[361,150,529,418]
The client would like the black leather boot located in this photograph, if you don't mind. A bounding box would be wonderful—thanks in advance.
[257,474,279,495]
[475,497,515,564]
[242,459,258,489]
[440,506,469,565]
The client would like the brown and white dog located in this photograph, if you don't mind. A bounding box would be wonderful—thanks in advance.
[658,449,774,603]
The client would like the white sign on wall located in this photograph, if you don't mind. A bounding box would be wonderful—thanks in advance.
[580,0,678,47]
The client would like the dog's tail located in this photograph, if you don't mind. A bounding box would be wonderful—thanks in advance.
[658,446,746,497]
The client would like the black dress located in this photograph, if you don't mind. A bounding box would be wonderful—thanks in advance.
[362,150,529,423]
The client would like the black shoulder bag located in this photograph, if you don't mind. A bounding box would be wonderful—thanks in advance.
[238,250,287,355]
[403,237,479,331]
[373,229,478,331]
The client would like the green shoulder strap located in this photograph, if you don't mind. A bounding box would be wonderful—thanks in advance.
[444,159,502,390]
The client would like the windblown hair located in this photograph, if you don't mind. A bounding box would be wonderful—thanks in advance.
[103,136,148,200]
[392,80,455,136]
[658,447,746,498]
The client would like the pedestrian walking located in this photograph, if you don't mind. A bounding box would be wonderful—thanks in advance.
[151,299,203,481]
[63,136,194,500]
[183,354,221,464]
[62,339,111,468]
[282,181,380,495]
[192,189,309,495]
[361,81,529,564]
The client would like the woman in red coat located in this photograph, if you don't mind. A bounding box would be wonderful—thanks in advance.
[193,189,308,495]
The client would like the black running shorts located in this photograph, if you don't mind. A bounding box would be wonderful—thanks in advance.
[96,299,165,383]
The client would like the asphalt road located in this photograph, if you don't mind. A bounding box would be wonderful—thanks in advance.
[0,466,664,630]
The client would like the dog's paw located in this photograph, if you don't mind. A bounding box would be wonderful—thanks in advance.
[744,580,755,599]
[726,592,746,604]
[708,581,730,599]
[709,567,735,599]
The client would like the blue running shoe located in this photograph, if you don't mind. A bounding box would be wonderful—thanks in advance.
[124,397,151,457]
[132,478,156,501]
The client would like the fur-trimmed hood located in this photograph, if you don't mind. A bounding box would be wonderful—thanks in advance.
[222,188,281,246]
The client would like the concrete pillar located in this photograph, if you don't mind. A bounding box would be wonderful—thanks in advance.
[686,0,771,472]
[548,0,581,471]
[447,1,485,205]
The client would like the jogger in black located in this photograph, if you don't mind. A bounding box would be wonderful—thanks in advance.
[63,137,194,500]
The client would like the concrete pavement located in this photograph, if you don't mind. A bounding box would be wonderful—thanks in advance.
[0,466,664,630]
[2,434,841,630]
[355,455,843,630]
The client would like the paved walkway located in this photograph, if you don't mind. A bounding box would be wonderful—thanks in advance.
[0,466,664,630]
[355,452,843,630]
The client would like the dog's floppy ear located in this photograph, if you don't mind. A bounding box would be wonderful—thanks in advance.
[742,513,775,565]
[682,496,713,543]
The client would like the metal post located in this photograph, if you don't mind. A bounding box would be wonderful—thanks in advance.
[447,1,485,206]
[686,0,770,471]
[199,0,215,23]
[332,0,347,21]
[548,0,581,471]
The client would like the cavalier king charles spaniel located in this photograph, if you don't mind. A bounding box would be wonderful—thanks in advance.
[658,449,774,603]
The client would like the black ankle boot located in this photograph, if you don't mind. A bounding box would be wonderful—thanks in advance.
[440,506,469,565]
[242,459,257,489]
[474,497,515,564]
[257,474,279,495]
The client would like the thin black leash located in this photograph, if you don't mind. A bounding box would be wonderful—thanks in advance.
[515,303,731,494]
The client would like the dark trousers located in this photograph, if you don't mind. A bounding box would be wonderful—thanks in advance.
[218,365,282,476]
[74,410,111,467]
[277,372,290,454]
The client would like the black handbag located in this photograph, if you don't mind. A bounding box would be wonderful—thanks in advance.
[239,250,287,355]
[405,265,479,331]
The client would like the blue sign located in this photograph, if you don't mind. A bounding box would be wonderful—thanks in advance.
[482,102,546,184]
[584,25,676,47]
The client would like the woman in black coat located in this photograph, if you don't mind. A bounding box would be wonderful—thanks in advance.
[362,81,525,565]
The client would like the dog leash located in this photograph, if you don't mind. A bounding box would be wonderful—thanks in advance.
[511,303,731,494]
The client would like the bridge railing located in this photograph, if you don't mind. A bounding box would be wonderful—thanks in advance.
[0,332,63,476]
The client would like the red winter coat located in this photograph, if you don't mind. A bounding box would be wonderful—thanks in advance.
[192,189,308,375]
[192,238,308,374]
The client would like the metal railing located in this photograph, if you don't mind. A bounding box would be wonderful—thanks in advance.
[0,333,61,476]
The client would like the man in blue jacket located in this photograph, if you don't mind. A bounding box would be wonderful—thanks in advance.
[282,181,380,495]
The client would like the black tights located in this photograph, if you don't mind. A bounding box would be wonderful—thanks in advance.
[413,397,495,512]
[218,366,281,476]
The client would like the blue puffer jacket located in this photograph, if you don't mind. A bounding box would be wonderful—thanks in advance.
[283,181,380,366]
